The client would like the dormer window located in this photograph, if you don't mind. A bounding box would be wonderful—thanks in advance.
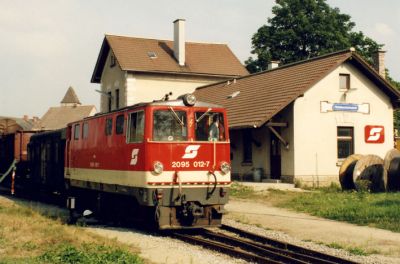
[147,51,157,59]
[339,74,350,91]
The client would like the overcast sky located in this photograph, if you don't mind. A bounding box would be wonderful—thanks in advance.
[1,0,399,118]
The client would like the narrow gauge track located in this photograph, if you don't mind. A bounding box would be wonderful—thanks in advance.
[171,224,358,264]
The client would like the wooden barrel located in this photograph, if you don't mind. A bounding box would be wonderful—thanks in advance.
[353,155,384,192]
[384,149,400,191]
[339,154,363,190]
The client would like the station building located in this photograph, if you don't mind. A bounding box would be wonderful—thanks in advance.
[194,49,400,186]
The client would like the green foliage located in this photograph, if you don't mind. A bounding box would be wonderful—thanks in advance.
[38,244,143,264]
[229,182,255,198]
[246,0,382,73]
[386,69,400,130]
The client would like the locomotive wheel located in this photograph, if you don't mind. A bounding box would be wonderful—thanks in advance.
[353,155,384,192]
[384,149,400,191]
[339,154,363,190]
[388,157,400,191]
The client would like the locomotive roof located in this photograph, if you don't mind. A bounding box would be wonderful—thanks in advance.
[76,99,223,122]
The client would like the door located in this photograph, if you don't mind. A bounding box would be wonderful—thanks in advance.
[270,132,281,179]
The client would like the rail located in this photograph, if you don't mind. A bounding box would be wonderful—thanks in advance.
[171,225,359,264]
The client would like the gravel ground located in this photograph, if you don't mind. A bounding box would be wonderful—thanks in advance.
[86,226,249,264]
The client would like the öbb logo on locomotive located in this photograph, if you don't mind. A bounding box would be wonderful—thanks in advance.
[182,145,201,159]
[365,125,385,143]
[130,148,140,165]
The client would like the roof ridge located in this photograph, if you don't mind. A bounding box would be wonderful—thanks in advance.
[105,34,228,45]
[195,49,353,91]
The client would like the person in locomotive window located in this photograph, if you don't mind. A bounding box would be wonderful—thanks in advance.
[218,115,225,141]
[208,115,220,141]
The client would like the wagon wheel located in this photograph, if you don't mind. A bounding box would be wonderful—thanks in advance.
[353,155,384,192]
[339,154,363,190]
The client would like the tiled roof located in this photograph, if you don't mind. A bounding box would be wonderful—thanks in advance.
[35,105,96,130]
[61,86,81,105]
[194,50,400,129]
[91,35,249,83]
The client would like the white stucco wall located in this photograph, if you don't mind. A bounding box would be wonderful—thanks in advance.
[125,73,224,106]
[293,62,394,185]
[100,52,126,112]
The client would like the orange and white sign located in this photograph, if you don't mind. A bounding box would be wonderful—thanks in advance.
[365,125,384,143]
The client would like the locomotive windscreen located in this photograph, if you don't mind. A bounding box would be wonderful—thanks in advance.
[153,109,187,141]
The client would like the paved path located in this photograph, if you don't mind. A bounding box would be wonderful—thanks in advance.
[225,198,400,257]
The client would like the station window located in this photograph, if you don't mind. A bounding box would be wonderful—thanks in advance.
[242,129,252,163]
[115,89,120,109]
[74,124,80,140]
[116,114,124,135]
[337,127,354,159]
[82,122,89,139]
[105,118,113,136]
[339,74,350,91]
[107,92,112,112]
[128,111,144,143]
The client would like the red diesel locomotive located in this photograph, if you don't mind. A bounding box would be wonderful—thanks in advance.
[64,94,231,229]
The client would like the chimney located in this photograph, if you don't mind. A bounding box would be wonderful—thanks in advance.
[173,19,185,66]
[268,60,280,70]
[372,50,386,79]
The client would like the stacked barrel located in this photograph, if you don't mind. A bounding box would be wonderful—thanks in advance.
[339,149,400,192]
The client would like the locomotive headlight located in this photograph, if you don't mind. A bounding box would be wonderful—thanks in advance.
[153,161,164,175]
[220,162,231,174]
[182,93,196,106]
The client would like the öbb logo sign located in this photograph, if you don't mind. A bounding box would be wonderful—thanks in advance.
[365,125,384,143]
[182,145,201,159]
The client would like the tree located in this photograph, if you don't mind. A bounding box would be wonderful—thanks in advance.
[246,0,382,73]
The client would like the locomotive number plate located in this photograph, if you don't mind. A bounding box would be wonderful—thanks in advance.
[171,161,210,168]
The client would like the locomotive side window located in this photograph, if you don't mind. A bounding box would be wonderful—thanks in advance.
[82,122,89,139]
[153,109,187,141]
[128,111,144,143]
[105,118,113,136]
[195,112,225,141]
[74,124,80,140]
[116,115,124,135]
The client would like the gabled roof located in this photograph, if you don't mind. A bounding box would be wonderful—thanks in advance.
[61,86,81,105]
[35,105,96,131]
[91,35,249,83]
[193,49,400,129]
[0,116,35,133]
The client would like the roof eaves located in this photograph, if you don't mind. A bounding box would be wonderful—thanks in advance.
[91,37,110,83]
[127,69,242,79]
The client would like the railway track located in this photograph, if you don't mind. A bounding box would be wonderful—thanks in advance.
[171,224,358,264]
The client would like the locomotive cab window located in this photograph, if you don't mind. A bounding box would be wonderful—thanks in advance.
[128,111,144,143]
[74,124,80,140]
[195,111,225,141]
[105,118,113,136]
[116,114,124,135]
[153,109,187,141]
[82,122,89,139]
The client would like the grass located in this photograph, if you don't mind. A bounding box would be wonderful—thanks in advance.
[230,182,400,233]
[0,196,143,264]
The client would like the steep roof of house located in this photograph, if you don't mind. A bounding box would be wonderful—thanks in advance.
[91,35,249,83]
[193,49,400,129]
[0,116,34,133]
[35,105,96,130]
[61,86,81,105]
